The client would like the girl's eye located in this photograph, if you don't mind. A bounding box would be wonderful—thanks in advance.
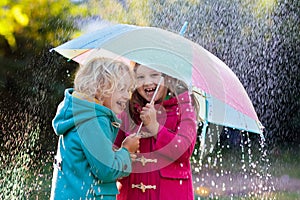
[151,73,161,78]
[136,75,144,80]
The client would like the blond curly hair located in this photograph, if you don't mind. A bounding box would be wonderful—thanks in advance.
[74,57,134,101]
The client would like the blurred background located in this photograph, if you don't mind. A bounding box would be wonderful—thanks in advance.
[0,0,299,199]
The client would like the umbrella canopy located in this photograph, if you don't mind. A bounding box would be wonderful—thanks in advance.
[52,24,263,135]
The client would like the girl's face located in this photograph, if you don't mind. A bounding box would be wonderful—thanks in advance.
[135,65,167,102]
[102,72,132,115]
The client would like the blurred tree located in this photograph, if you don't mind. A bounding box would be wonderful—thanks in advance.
[0,0,88,50]
[0,0,152,152]
[91,0,150,25]
[0,0,151,84]
[0,0,151,198]
[0,0,84,87]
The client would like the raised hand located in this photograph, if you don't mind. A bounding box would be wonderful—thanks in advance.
[140,103,159,136]
[121,134,140,153]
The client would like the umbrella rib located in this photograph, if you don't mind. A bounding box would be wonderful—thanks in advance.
[68,49,92,60]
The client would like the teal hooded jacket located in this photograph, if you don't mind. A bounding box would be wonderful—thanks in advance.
[50,88,131,200]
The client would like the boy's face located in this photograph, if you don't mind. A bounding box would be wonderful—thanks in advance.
[102,73,132,115]
[135,65,166,102]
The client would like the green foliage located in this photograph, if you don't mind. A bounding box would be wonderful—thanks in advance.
[0,0,151,52]
[88,0,150,25]
[0,0,86,50]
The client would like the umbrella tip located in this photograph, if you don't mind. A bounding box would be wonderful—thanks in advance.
[179,21,189,36]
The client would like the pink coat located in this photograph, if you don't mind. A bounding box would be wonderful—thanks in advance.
[114,91,197,200]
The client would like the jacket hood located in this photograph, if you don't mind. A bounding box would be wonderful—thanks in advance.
[52,88,121,136]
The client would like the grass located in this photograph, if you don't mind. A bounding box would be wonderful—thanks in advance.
[195,191,300,200]
[193,141,300,200]
[267,145,300,179]
[2,141,299,199]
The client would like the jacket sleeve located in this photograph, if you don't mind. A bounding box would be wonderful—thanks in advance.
[78,118,132,182]
[154,96,197,163]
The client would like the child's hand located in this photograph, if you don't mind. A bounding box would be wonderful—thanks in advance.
[121,134,140,153]
[130,153,137,162]
[140,103,159,136]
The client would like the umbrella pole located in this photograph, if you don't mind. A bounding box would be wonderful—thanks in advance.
[136,21,187,136]
[136,76,164,136]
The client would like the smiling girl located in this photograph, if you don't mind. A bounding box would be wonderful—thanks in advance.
[115,64,198,200]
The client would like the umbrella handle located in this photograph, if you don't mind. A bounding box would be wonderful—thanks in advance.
[135,76,164,136]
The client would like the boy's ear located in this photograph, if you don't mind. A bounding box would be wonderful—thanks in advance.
[95,93,103,104]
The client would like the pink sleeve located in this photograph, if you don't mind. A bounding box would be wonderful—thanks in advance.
[154,95,197,162]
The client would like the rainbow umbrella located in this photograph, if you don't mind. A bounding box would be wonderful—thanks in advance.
[51,23,264,141]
